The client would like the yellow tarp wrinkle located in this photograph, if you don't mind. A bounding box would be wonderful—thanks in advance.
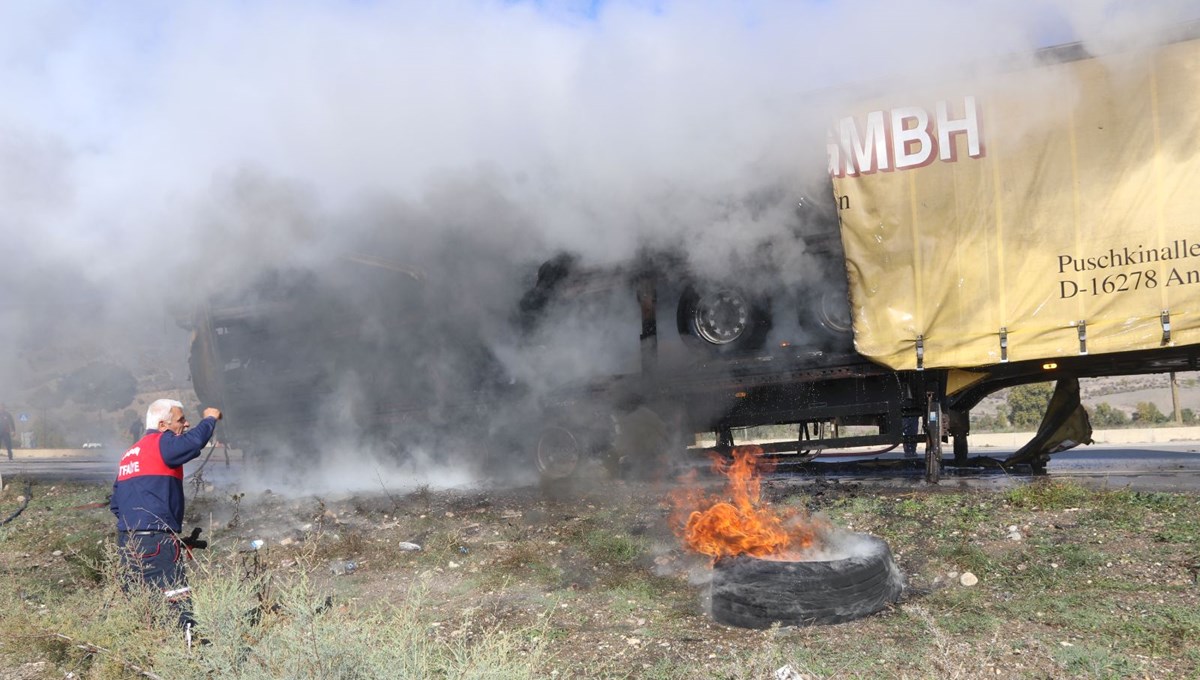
[833,37,1200,370]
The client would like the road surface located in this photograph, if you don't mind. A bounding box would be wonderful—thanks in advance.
[2,442,1200,492]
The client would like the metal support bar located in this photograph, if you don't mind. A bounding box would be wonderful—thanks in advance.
[702,433,899,457]
[925,393,941,484]
[715,427,734,450]
[636,273,658,374]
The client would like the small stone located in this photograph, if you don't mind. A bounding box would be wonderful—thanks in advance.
[1050,562,1059,569]
[1059,641,1074,647]
[51,550,63,557]
[448,561,460,569]
[948,571,959,579]
[328,560,357,575]
[959,572,979,587]
[398,541,422,551]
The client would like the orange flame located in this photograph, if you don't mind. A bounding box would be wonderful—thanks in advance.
[670,445,822,560]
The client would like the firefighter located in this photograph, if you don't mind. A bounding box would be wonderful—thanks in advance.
[111,398,221,632]
[0,403,14,460]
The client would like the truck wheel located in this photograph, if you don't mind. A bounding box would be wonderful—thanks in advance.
[677,285,770,353]
[535,426,581,480]
[953,434,969,464]
[811,290,853,338]
[710,533,904,628]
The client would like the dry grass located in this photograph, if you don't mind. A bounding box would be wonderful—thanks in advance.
[1,474,1199,678]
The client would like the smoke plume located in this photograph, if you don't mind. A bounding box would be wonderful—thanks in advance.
[1,0,1195,491]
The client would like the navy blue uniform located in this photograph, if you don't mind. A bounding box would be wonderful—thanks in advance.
[111,417,216,628]
[111,417,216,531]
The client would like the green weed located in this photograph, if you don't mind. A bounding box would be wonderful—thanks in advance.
[1055,644,1142,679]
[1004,480,1092,509]
[578,528,643,566]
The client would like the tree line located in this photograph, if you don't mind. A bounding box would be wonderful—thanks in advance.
[971,382,1195,431]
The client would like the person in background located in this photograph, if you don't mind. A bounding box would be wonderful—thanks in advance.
[0,404,15,461]
[111,398,221,634]
[124,409,143,445]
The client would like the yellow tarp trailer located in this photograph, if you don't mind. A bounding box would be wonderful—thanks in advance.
[832,35,1200,371]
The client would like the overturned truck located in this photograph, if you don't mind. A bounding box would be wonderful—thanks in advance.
[191,27,1200,479]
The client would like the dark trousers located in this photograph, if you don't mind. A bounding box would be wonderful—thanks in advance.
[117,532,192,627]
[1,431,11,460]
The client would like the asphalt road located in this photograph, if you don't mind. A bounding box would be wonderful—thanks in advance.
[777,441,1200,493]
[2,442,1200,493]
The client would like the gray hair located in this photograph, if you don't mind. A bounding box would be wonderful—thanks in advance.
[145,399,184,430]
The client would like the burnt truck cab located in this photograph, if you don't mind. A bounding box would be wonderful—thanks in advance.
[188,263,526,464]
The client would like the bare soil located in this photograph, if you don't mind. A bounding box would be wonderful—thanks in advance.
[2,465,1199,678]
[190,470,1200,677]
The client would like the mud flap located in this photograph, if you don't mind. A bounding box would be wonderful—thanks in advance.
[1005,377,1094,469]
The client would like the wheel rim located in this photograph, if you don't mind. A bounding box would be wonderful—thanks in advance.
[692,289,750,345]
[536,426,580,479]
[817,290,853,334]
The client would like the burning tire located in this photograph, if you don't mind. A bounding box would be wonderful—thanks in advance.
[710,533,903,628]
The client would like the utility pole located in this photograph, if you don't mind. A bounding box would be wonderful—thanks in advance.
[1170,371,1182,424]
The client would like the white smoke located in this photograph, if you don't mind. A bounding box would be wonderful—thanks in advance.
[1,0,1196,485]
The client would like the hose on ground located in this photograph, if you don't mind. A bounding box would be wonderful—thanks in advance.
[1,480,33,527]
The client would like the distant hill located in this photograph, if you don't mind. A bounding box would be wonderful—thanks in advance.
[976,371,1200,423]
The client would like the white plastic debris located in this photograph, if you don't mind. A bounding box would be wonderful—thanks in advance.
[774,664,807,680]
[398,542,422,551]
